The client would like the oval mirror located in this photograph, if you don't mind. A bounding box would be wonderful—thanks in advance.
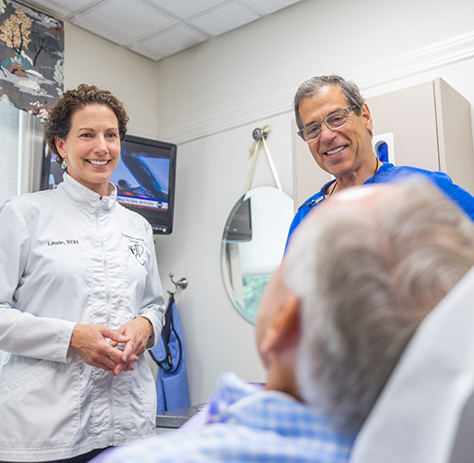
[221,186,294,324]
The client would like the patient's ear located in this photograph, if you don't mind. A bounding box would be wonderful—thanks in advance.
[261,289,300,355]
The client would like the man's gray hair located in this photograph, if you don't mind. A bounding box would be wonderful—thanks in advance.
[284,180,474,433]
[294,74,369,133]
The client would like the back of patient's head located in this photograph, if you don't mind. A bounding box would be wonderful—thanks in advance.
[284,180,474,433]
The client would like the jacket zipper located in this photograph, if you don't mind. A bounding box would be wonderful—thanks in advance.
[96,200,115,445]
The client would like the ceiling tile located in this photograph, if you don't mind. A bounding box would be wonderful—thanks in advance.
[22,0,99,17]
[72,0,175,44]
[145,0,225,19]
[128,42,164,61]
[239,0,302,16]
[139,24,207,59]
[190,3,259,36]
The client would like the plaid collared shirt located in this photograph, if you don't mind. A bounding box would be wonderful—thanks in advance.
[95,372,355,463]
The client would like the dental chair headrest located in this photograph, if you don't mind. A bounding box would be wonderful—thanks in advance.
[350,266,474,463]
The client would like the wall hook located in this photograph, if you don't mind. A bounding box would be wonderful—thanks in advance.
[167,272,188,297]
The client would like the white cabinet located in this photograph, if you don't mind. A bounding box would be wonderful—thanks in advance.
[292,78,474,210]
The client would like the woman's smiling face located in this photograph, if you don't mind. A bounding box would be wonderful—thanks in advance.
[55,104,121,196]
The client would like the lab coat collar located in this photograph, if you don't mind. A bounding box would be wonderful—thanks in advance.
[56,173,117,211]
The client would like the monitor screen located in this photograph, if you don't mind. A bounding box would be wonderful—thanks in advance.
[40,134,177,234]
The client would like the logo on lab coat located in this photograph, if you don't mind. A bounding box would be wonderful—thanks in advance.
[129,244,145,265]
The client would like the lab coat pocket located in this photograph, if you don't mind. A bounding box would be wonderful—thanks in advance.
[129,358,156,431]
[0,356,81,450]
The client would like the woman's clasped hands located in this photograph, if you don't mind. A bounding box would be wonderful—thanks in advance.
[70,316,154,376]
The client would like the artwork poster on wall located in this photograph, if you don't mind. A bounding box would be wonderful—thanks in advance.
[0,0,64,119]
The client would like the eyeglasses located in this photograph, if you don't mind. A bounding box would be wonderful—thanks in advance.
[297,105,358,142]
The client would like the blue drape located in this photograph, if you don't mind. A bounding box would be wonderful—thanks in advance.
[150,296,190,412]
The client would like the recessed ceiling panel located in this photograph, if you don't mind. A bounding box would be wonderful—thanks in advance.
[21,0,305,61]
[145,0,224,19]
[73,0,175,44]
[240,0,303,16]
[128,42,164,61]
[190,3,259,36]
[23,0,99,17]
[140,24,207,59]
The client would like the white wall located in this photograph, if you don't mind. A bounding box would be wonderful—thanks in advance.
[154,114,292,401]
[59,0,474,406]
[63,22,158,139]
[151,0,474,406]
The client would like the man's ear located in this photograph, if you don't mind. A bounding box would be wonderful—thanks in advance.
[260,290,300,356]
[360,103,373,132]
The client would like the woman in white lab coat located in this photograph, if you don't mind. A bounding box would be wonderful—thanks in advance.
[0,84,165,463]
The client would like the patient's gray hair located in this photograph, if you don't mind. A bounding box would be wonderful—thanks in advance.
[284,180,474,433]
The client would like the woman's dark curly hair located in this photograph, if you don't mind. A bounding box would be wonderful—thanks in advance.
[44,83,129,164]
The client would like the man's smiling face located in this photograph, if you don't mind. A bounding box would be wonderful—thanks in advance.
[299,85,374,182]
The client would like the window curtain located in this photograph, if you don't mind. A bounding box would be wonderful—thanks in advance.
[0,0,64,119]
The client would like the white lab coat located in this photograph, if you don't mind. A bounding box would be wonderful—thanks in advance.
[0,174,166,462]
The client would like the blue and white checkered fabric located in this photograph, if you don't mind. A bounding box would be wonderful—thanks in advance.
[95,372,355,463]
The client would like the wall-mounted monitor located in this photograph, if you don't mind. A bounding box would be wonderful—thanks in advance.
[111,135,177,234]
[40,134,177,234]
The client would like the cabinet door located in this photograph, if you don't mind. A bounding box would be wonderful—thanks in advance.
[366,81,440,172]
[434,78,474,195]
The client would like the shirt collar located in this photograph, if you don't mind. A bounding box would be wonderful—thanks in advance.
[207,372,355,442]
